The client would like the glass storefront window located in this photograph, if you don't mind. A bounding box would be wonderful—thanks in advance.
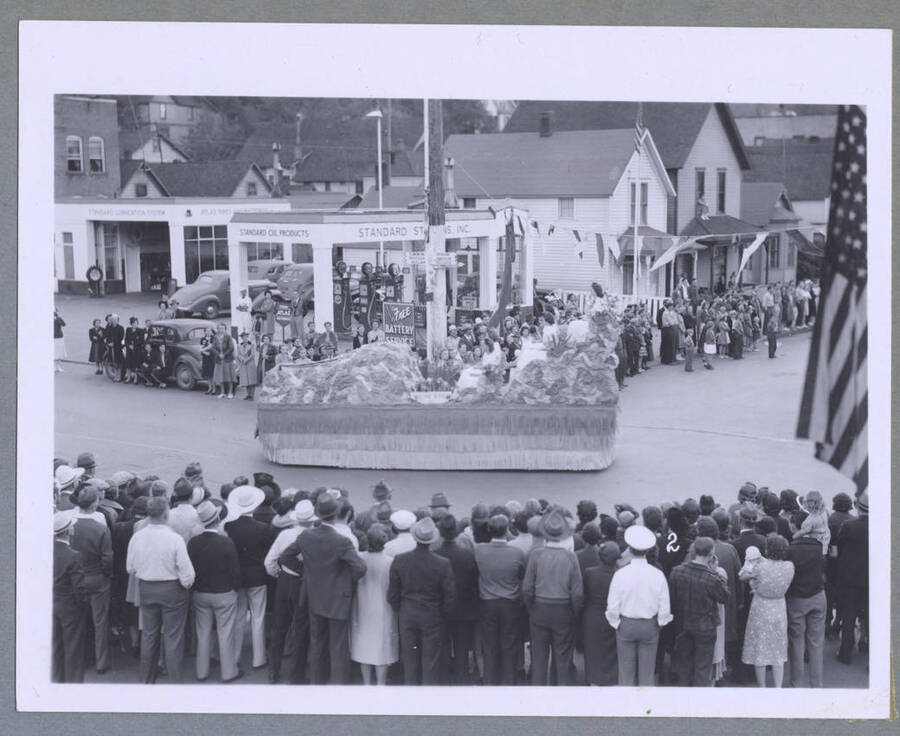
[184,225,229,283]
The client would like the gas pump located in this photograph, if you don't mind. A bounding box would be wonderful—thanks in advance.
[359,261,383,331]
[384,262,404,302]
[332,260,352,334]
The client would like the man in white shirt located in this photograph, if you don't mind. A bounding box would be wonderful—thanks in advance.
[605,525,672,686]
[233,287,253,337]
[126,496,195,683]
[384,509,417,557]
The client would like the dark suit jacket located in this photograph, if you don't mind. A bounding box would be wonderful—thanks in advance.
[225,515,276,589]
[434,540,479,621]
[835,516,868,588]
[188,530,241,594]
[279,524,366,620]
[576,545,601,575]
[713,539,742,641]
[54,541,87,612]
[732,530,767,565]
[387,546,455,618]
[71,517,114,580]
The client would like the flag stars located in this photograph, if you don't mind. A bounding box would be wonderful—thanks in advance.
[853,192,865,203]
[850,161,860,174]
[852,115,861,127]
[857,144,866,155]
[848,134,856,144]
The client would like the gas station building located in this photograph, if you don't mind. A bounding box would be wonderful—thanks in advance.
[225,207,533,334]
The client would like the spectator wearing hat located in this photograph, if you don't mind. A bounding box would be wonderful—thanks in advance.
[728,483,759,536]
[384,509,417,557]
[785,509,827,687]
[168,477,203,544]
[387,517,456,685]
[265,500,316,684]
[224,486,276,672]
[52,512,88,683]
[606,525,672,686]
[582,541,621,686]
[70,487,114,674]
[187,501,243,683]
[55,464,85,511]
[732,507,766,565]
[252,472,282,525]
[429,492,451,514]
[697,516,742,682]
[762,493,792,539]
[668,537,730,686]
[279,493,367,684]
[76,451,97,480]
[351,524,399,686]
[522,509,583,686]
[433,514,479,684]
[825,493,855,637]
[355,480,393,534]
[126,497,196,683]
[835,490,868,665]
[575,500,598,534]
[474,514,526,685]
[111,496,148,655]
[576,524,602,575]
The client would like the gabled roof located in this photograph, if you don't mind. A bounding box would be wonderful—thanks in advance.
[743,138,834,201]
[680,214,760,238]
[118,130,191,161]
[443,128,674,199]
[741,182,799,228]
[505,101,750,170]
[122,160,273,197]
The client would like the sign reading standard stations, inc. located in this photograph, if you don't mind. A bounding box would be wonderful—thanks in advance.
[382,302,416,347]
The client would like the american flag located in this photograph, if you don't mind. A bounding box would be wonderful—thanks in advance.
[633,101,645,154]
[796,105,868,494]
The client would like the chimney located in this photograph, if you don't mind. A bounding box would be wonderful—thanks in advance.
[443,156,458,208]
[294,112,304,162]
[539,111,552,138]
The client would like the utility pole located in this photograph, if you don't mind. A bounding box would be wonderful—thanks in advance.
[386,98,392,185]
[425,99,447,359]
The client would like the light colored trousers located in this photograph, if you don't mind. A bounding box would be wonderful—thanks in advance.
[787,591,826,688]
[193,590,239,681]
[234,585,268,669]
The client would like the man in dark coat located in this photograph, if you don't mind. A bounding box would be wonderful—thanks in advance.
[278,493,367,684]
[105,314,125,381]
[825,492,855,636]
[53,513,89,682]
[387,517,456,685]
[697,517,742,681]
[835,491,868,665]
[582,541,620,685]
[433,514,479,684]
[576,523,602,574]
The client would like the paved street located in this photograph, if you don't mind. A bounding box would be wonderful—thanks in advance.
[54,325,865,688]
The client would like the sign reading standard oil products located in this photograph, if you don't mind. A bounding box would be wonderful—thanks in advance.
[382,302,416,347]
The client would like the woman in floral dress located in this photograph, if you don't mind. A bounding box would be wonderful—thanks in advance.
[740,534,795,687]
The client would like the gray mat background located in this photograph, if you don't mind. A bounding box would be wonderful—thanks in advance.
[1,2,897,733]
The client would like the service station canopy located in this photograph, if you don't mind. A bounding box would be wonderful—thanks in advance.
[226,207,531,332]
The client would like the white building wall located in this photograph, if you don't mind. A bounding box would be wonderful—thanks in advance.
[677,107,744,231]
[119,170,166,198]
[230,168,271,198]
[792,198,830,228]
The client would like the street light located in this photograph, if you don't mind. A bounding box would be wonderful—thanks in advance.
[365,109,384,267]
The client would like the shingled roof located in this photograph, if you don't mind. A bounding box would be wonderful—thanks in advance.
[743,138,834,201]
[443,128,672,198]
[123,160,272,197]
[505,101,750,170]
[741,182,799,228]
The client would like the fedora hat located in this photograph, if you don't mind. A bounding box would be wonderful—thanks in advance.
[225,485,265,522]
[372,480,392,501]
[253,472,282,502]
[196,500,220,527]
[624,525,656,552]
[76,452,96,469]
[53,512,75,535]
[110,470,135,488]
[55,464,85,490]
[540,509,570,542]
[293,499,316,524]
[184,462,203,479]
[429,492,450,510]
[412,517,439,545]
[315,494,341,521]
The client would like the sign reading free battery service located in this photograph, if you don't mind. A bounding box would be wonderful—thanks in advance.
[382,302,416,346]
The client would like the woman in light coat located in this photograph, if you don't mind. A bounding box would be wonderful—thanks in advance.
[236,331,258,400]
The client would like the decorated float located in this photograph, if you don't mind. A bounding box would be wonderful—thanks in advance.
[256,294,621,471]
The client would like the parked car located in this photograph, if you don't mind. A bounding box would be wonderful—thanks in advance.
[172,270,274,319]
[247,259,292,284]
[143,319,214,391]
[251,263,315,312]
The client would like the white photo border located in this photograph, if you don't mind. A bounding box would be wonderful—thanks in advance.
[17,21,893,718]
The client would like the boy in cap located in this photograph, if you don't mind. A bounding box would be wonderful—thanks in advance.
[76,452,97,479]
[387,517,456,685]
[605,525,672,686]
[52,513,88,682]
[384,509,417,557]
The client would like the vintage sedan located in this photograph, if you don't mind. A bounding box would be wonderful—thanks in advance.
[247,259,292,284]
[143,319,215,390]
[171,270,274,319]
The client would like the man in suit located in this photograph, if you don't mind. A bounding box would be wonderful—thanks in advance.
[835,491,868,665]
[730,505,766,683]
[433,514,479,684]
[105,314,126,381]
[278,493,366,684]
[387,517,456,685]
[188,501,243,682]
[52,512,89,683]
[69,487,114,675]
[224,485,276,672]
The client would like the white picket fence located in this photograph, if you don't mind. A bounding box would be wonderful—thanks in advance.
[550,290,666,317]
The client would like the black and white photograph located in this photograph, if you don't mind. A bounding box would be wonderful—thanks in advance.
[17,22,892,719]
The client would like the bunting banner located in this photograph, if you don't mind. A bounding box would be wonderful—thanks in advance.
[648,236,696,272]
[738,231,769,273]
[596,234,605,267]
[517,216,525,236]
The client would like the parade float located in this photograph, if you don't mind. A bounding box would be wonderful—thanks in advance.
[256,295,622,471]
